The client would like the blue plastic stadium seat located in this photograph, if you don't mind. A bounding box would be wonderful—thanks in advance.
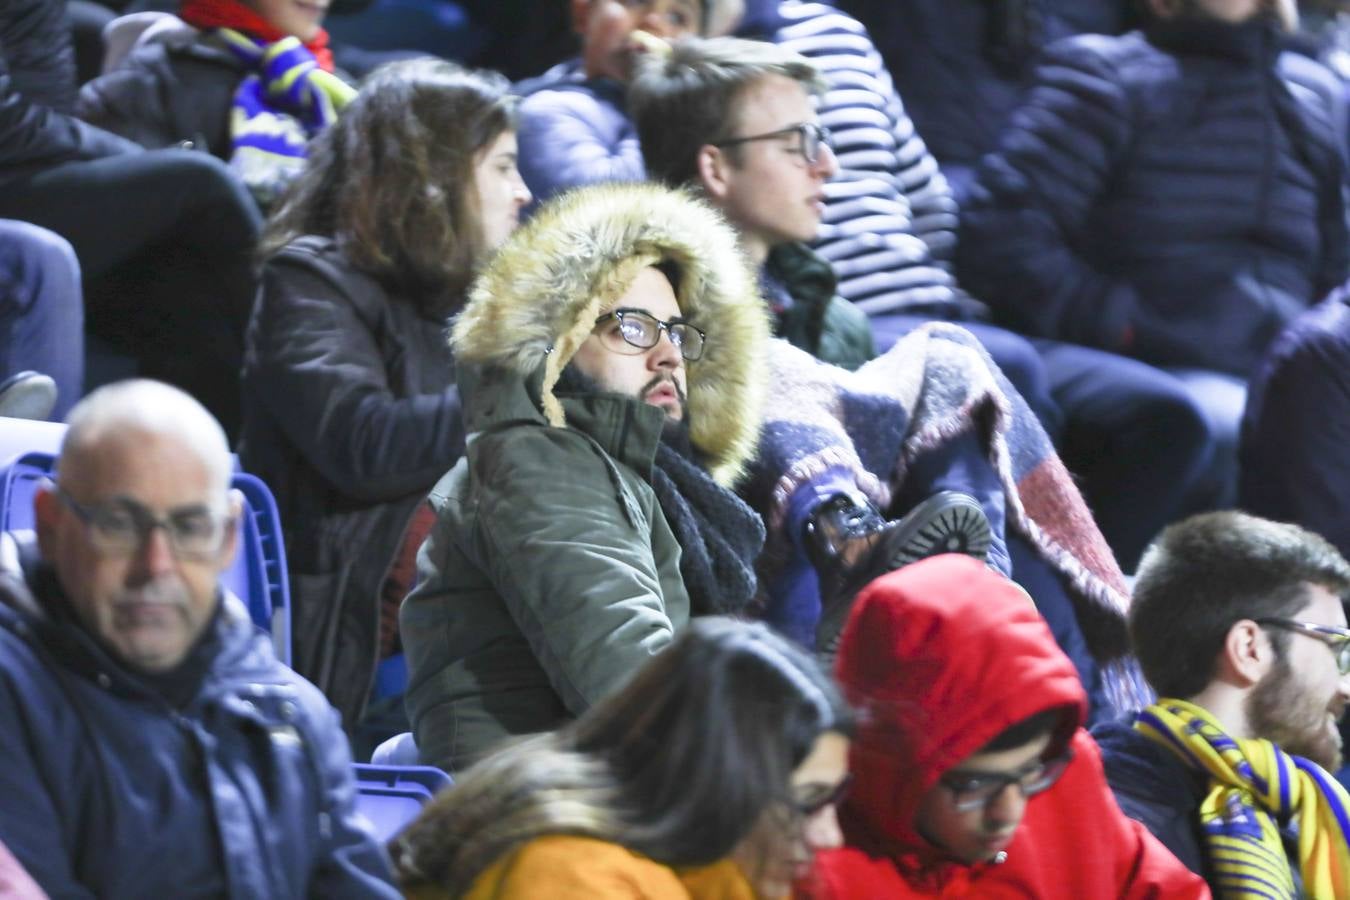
[352,763,453,842]
[0,416,65,461]
[0,450,55,534]
[221,472,292,664]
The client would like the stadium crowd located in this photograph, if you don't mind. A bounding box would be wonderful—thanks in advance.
[2,0,1350,897]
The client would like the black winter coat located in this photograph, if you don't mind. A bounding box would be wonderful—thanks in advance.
[958,17,1350,376]
[1240,294,1350,558]
[76,30,246,159]
[1092,719,1207,878]
[0,0,140,182]
[239,237,464,725]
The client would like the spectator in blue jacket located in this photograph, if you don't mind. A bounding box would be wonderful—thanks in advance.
[958,0,1342,510]
[514,0,716,207]
[0,379,399,899]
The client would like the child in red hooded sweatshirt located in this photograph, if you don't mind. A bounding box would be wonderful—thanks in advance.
[801,554,1209,898]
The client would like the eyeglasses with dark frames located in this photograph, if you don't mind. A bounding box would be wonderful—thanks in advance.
[54,486,235,561]
[939,747,1074,813]
[714,122,834,167]
[1256,618,1350,675]
[593,308,707,362]
[793,772,853,818]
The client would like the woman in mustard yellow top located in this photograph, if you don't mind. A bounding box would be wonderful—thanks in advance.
[391,618,854,899]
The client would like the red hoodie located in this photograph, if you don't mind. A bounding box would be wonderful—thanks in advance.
[802,555,1209,898]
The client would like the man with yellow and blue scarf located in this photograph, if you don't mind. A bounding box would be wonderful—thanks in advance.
[1094,510,1350,899]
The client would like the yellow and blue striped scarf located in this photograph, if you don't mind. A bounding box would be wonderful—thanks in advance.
[215,28,356,207]
[1137,698,1350,898]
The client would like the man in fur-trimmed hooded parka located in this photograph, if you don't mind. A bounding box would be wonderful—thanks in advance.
[401,182,773,772]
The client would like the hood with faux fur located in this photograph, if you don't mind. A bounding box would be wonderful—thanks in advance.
[451,181,771,486]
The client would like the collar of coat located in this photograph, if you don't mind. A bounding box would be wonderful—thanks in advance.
[1145,13,1281,65]
[451,183,771,487]
[0,531,269,709]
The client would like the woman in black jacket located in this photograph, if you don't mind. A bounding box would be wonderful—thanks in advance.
[238,58,530,728]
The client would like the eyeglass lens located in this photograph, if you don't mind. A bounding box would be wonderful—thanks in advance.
[62,490,229,558]
[608,311,704,361]
[801,124,822,164]
[946,752,1071,812]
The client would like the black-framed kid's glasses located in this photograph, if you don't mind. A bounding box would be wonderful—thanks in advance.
[939,747,1074,813]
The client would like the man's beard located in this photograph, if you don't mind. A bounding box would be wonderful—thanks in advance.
[555,364,689,423]
[1246,653,1346,771]
[640,372,688,422]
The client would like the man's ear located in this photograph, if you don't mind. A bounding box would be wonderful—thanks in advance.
[1146,0,1181,19]
[696,144,730,201]
[1219,619,1275,687]
[217,489,244,571]
[570,0,592,35]
[33,483,60,558]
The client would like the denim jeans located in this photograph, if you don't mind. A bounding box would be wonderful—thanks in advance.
[0,220,83,418]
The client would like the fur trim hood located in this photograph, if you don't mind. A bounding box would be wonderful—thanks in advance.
[452,182,771,485]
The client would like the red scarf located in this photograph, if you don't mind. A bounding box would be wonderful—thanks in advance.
[179,0,335,71]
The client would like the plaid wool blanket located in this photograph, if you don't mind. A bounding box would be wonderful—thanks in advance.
[749,324,1150,713]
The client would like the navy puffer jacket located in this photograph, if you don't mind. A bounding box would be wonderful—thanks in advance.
[957,17,1350,376]
[833,0,1126,199]
[1240,294,1350,557]
[0,536,399,899]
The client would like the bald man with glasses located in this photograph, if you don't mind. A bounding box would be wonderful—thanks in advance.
[0,379,399,900]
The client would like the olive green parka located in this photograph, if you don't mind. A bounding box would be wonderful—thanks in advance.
[401,183,771,771]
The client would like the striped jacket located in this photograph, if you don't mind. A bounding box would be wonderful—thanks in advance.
[517,2,980,319]
[739,1,976,317]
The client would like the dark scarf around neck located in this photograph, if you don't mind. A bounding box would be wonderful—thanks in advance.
[650,426,765,617]
[555,365,766,616]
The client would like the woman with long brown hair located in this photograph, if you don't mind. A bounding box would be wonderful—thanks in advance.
[239,58,530,728]
[392,617,854,899]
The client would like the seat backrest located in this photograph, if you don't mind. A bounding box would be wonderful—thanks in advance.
[0,417,65,461]
[0,450,56,534]
[352,763,454,842]
[222,472,291,665]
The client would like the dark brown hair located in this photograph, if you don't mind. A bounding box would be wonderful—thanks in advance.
[629,36,824,188]
[262,58,518,315]
[1130,511,1350,699]
[392,618,853,895]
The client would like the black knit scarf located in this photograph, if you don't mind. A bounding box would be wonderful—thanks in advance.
[650,423,766,616]
[554,366,765,616]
